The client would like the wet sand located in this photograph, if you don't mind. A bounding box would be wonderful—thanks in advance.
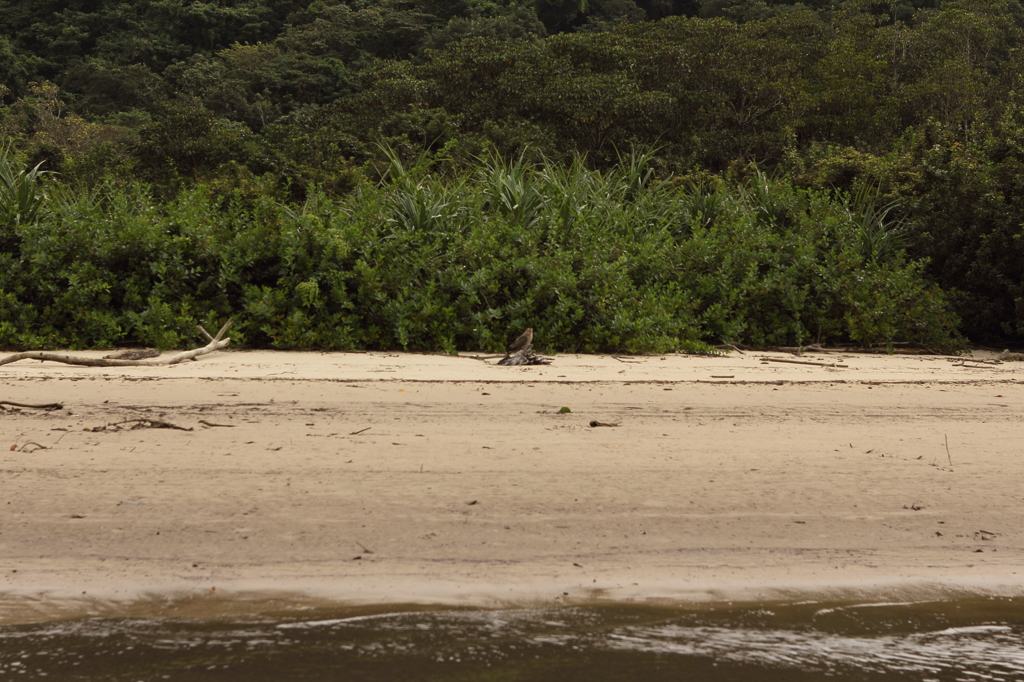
[1,348,1022,623]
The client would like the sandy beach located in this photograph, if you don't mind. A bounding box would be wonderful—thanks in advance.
[1,347,1022,623]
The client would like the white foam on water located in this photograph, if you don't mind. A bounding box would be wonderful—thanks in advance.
[3,602,1023,679]
[603,623,1024,679]
[814,601,929,617]
[919,625,1013,637]
[275,611,425,629]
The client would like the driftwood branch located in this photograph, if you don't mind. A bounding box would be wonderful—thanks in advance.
[198,419,235,428]
[87,418,193,432]
[0,320,233,368]
[103,349,160,361]
[767,343,934,355]
[770,344,849,355]
[497,346,552,366]
[14,441,48,452]
[950,360,1001,369]
[0,400,63,410]
[761,357,848,368]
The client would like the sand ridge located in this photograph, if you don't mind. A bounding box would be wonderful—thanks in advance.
[1,349,1022,623]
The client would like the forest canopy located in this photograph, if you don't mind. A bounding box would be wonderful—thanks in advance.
[1,0,1023,351]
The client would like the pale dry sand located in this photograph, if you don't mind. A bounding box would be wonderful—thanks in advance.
[1,348,1022,623]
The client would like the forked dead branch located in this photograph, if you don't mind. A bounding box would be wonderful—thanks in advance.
[0,320,233,368]
[496,329,552,366]
[87,418,193,432]
[497,348,552,366]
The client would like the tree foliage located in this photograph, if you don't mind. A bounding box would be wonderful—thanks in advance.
[0,0,1023,345]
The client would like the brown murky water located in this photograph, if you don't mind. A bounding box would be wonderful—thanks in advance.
[1,598,1022,681]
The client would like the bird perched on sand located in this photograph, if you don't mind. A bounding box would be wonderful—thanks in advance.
[507,328,533,354]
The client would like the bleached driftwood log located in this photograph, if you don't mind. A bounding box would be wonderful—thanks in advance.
[103,348,160,360]
[0,320,233,368]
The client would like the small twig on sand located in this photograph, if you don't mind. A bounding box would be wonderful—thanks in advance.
[950,359,1001,368]
[16,441,48,452]
[0,400,63,410]
[198,420,236,428]
[349,426,371,436]
[761,357,848,368]
[88,418,193,432]
[589,421,620,427]
[945,434,952,467]
[462,354,505,361]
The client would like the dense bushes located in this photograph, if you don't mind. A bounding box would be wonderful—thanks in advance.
[0,148,963,353]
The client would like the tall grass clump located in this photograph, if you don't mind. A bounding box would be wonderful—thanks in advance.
[0,148,963,353]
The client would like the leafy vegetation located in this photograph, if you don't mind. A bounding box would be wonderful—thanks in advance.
[0,145,962,352]
[1,0,1021,349]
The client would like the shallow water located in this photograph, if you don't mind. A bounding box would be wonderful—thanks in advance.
[1,598,1022,681]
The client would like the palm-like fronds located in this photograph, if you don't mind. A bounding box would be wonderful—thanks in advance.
[848,183,910,265]
[0,141,51,227]
[479,151,546,229]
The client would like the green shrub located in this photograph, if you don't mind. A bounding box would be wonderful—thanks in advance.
[0,150,964,353]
